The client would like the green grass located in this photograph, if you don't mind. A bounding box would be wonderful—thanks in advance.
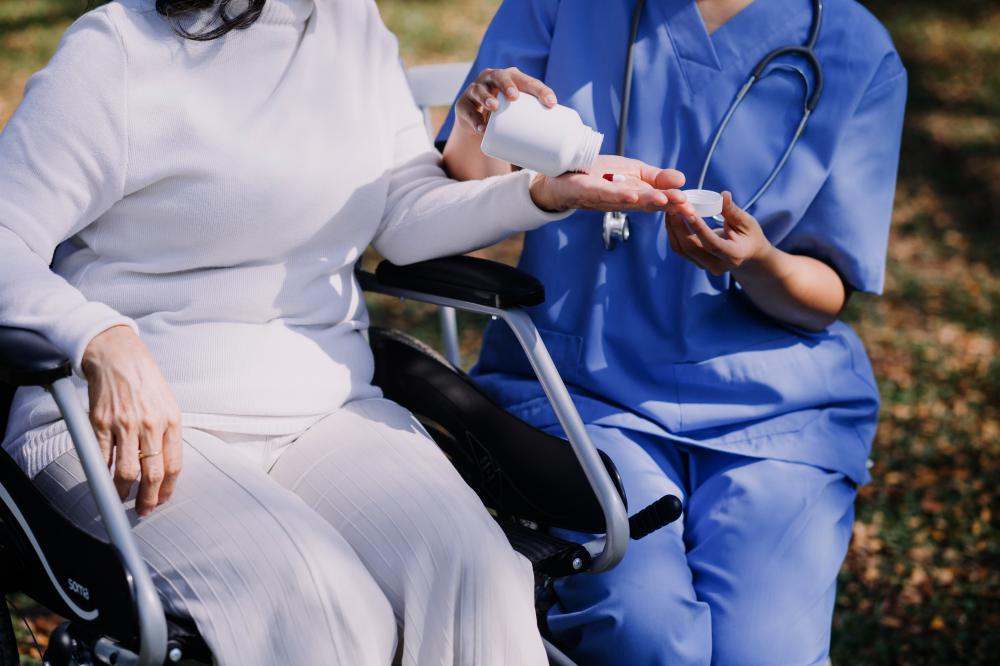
[2,1,998,663]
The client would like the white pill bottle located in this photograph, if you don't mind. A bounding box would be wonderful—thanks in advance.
[481,93,604,177]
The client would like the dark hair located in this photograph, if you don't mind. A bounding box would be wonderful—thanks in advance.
[156,0,266,41]
[89,1,266,41]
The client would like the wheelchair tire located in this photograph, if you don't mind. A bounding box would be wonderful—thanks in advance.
[0,597,18,666]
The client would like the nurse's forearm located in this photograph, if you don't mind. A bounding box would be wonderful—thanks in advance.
[441,123,513,181]
[731,246,847,331]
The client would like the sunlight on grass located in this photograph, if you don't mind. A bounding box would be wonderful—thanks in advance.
[376,0,498,66]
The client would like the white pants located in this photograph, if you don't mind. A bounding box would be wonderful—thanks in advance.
[32,398,547,666]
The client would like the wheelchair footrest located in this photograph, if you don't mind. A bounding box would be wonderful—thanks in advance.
[501,520,592,577]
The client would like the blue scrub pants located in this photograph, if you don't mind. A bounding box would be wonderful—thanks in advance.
[547,425,856,666]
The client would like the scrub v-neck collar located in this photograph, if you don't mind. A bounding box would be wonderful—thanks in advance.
[656,0,812,87]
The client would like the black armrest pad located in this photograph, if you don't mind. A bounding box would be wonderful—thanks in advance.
[0,327,72,387]
[373,256,545,309]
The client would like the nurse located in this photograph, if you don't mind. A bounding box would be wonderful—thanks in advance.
[439,0,906,664]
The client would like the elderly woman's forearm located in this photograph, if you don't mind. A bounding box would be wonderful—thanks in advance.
[374,161,566,265]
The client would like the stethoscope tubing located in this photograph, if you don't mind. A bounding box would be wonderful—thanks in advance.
[618,0,825,210]
[616,0,646,156]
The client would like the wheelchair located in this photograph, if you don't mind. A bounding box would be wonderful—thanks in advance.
[0,254,683,666]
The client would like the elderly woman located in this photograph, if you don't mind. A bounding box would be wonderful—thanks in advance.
[0,0,685,664]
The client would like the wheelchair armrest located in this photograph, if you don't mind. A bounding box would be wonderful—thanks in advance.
[367,255,545,309]
[0,326,72,387]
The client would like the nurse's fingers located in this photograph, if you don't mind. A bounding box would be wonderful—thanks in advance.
[686,211,739,259]
[456,94,490,134]
[470,67,557,110]
[470,81,501,112]
[665,209,685,254]
[664,208,727,274]
[667,225,724,274]
[682,239,728,274]
[720,191,754,232]
[501,68,558,107]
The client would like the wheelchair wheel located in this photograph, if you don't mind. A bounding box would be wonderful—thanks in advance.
[0,597,18,666]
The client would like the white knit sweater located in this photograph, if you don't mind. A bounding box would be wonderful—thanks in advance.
[0,0,564,476]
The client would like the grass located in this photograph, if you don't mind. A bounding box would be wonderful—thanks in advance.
[1,1,998,663]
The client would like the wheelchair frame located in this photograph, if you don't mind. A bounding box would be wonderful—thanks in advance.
[359,271,632,570]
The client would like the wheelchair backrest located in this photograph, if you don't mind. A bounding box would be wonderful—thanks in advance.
[406,62,472,134]
[407,61,471,154]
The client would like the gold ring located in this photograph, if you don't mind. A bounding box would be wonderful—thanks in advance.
[139,449,162,460]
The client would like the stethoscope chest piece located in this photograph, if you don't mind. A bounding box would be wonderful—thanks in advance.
[603,211,630,250]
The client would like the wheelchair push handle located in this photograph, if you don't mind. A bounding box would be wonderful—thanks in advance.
[628,494,683,540]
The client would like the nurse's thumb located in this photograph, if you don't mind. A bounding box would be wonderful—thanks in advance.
[721,191,745,229]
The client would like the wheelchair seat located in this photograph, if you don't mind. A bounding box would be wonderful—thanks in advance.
[369,327,628,576]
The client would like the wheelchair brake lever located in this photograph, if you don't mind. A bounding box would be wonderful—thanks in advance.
[628,494,683,540]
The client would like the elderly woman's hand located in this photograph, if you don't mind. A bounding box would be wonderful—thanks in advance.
[82,325,183,517]
[664,190,771,275]
[529,154,688,213]
[456,66,557,134]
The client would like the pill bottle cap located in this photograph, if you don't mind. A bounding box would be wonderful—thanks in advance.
[684,189,723,218]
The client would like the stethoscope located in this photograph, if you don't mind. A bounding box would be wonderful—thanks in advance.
[603,0,825,250]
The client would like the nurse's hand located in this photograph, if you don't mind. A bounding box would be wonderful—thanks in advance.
[666,192,848,330]
[664,191,770,275]
[530,155,687,213]
[456,67,557,134]
[82,325,183,517]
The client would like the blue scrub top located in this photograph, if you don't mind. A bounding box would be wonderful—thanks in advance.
[438,0,906,485]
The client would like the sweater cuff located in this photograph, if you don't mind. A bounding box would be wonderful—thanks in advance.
[501,169,573,234]
[46,301,139,377]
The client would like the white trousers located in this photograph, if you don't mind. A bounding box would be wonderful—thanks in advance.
[32,398,547,666]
